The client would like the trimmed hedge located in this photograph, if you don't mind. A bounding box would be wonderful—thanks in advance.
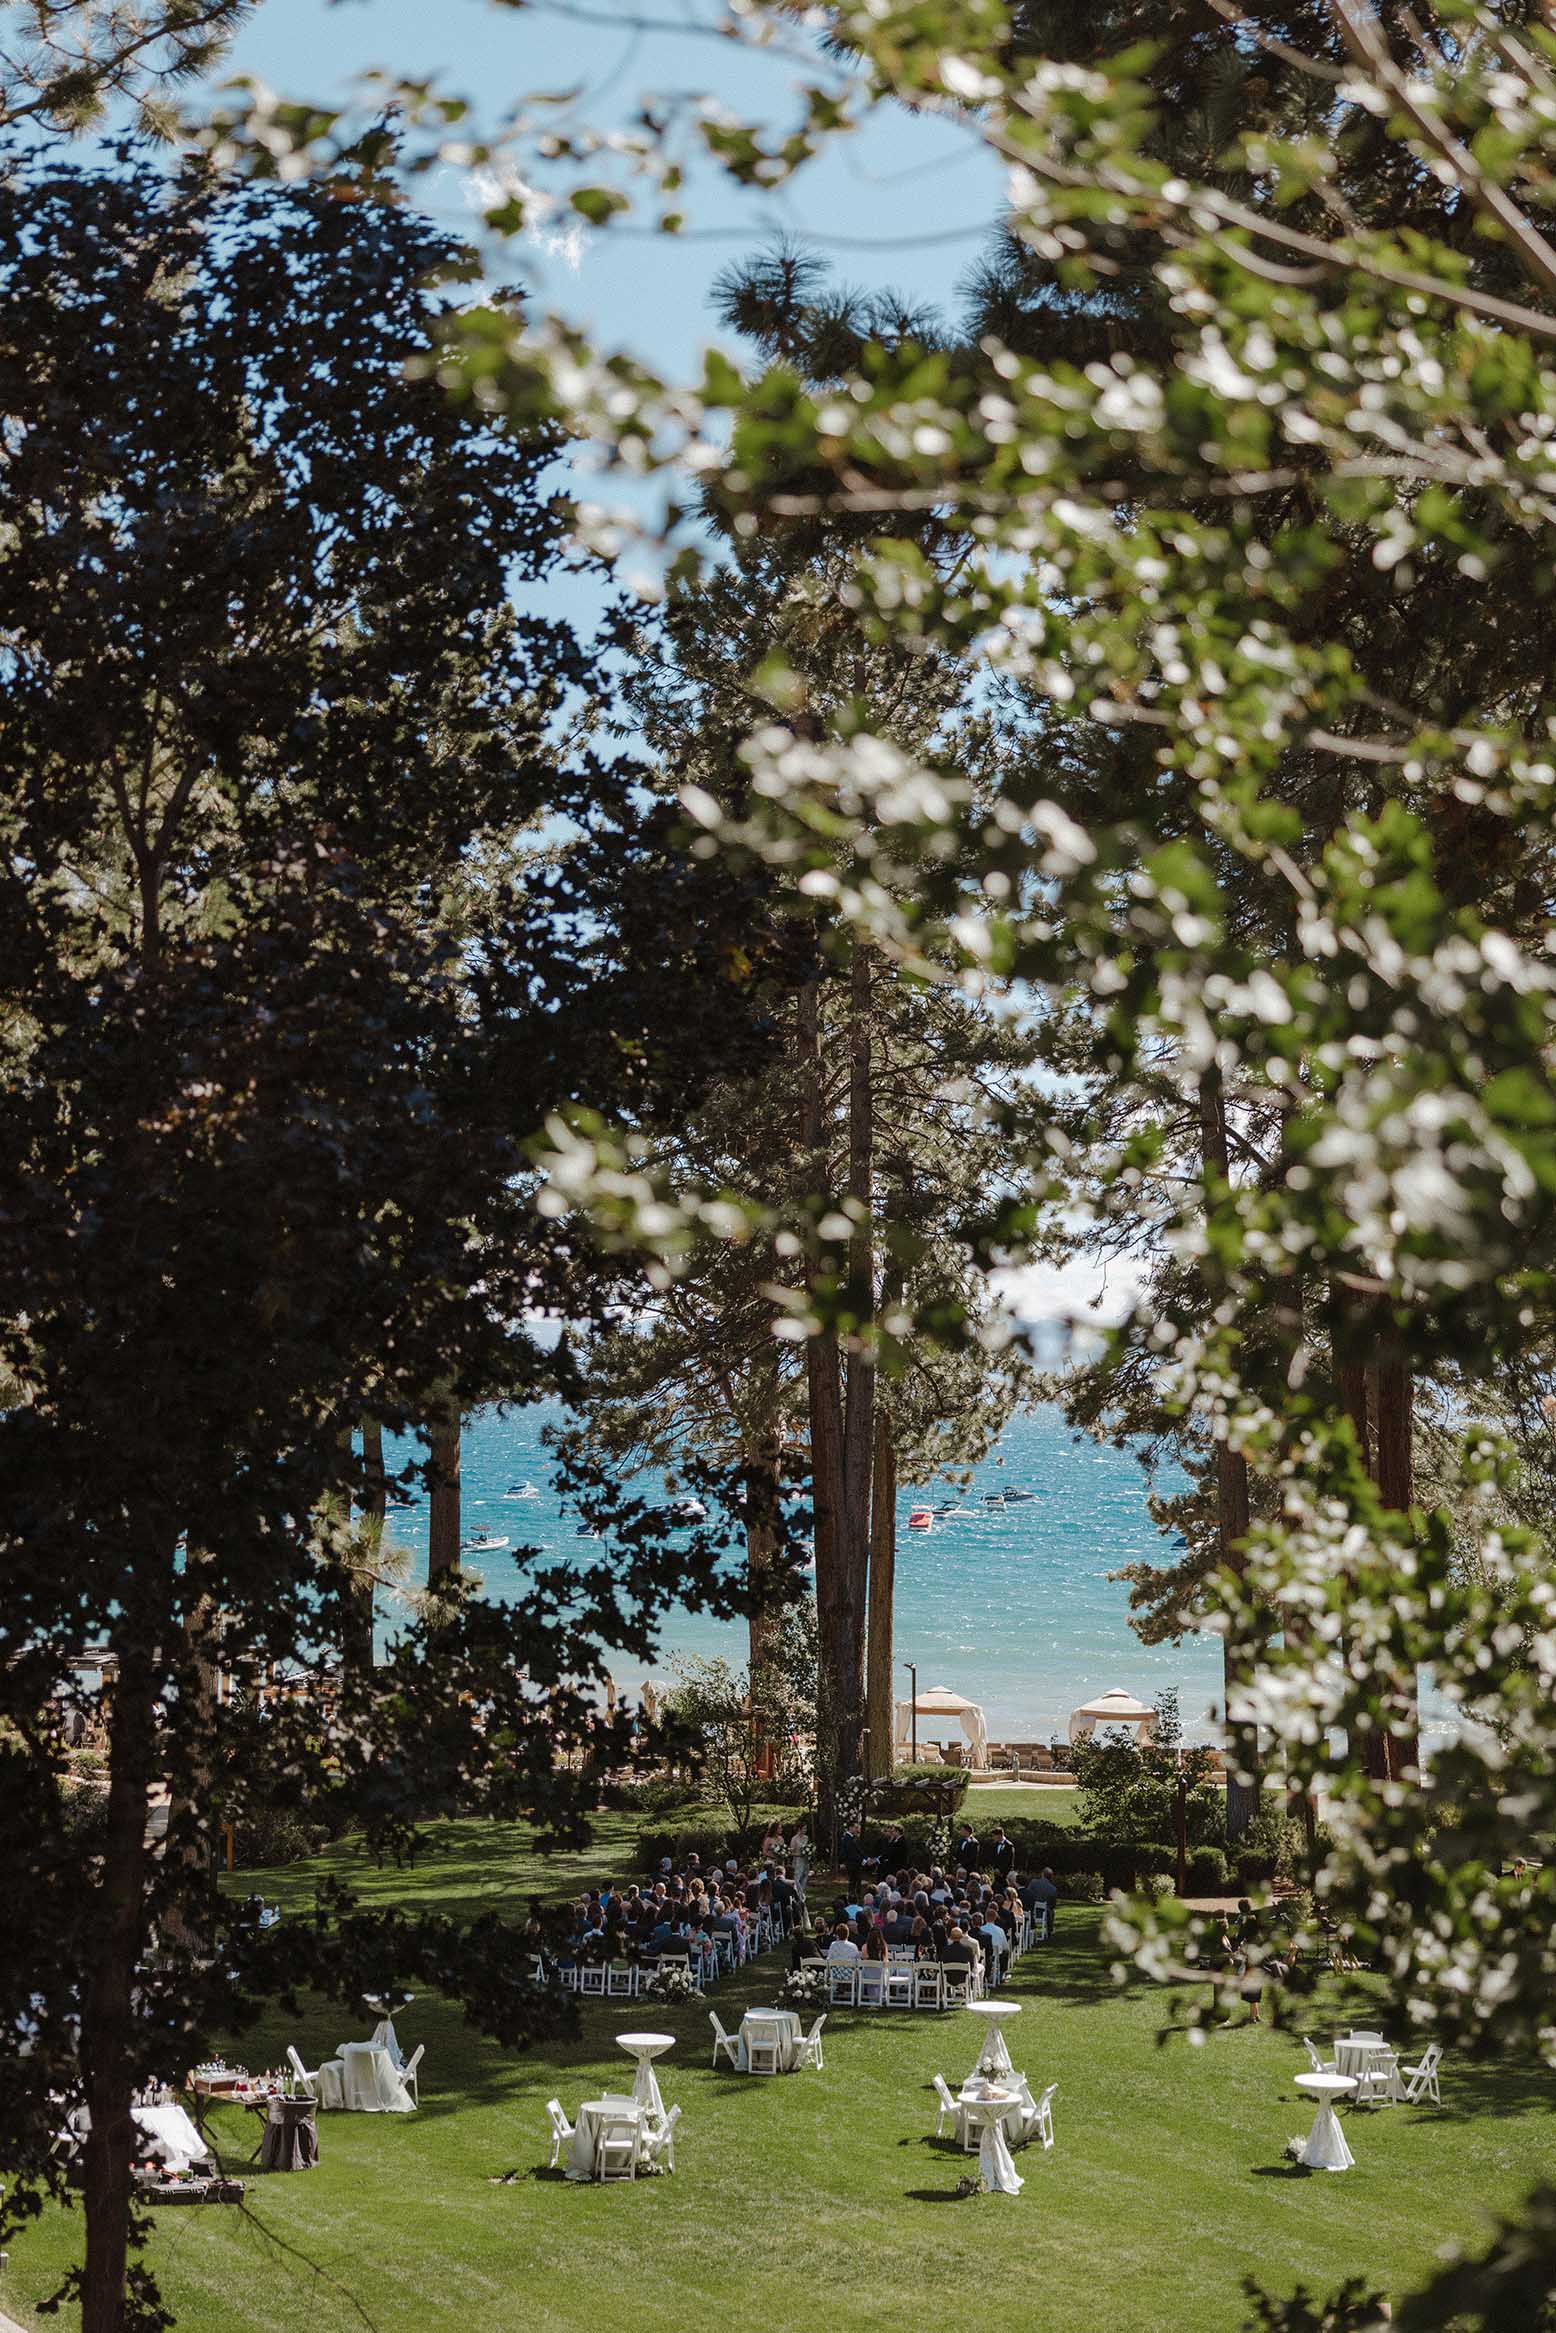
[1186,1846,1230,1895]
[635,1810,1182,1893]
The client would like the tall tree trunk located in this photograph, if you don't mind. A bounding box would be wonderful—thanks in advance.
[1367,1344,1419,1780]
[427,1407,461,1582]
[798,973,854,1824]
[80,1604,162,2333]
[837,942,875,1773]
[864,1403,896,1780]
[1200,1065,1260,1840]
[345,1419,384,1673]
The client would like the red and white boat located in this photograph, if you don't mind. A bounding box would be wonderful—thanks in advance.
[907,1507,934,1532]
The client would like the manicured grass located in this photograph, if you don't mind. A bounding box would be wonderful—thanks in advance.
[6,1858,1554,2333]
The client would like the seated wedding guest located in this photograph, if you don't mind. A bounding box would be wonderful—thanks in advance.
[884,1901,917,1946]
[942,1921,977,1969]
[1026,1867,1060,1932]
[911,1912,936,1957]
[862,1925,889,1963]
[826,1922,862,1966]
[978,1908,1009,1981]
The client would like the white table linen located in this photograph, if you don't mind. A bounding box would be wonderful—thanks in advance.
[962,2091,1024,2194]
[615,2031,675,2118]
[567,2094,642,2180]
[1294,2071,1356,2169]
[965,1999,1022,2081]
[955,2072,1034,2148]
[336,2039,415,2113]
[736,2008,804,2073]
[129,2105,210,2173]
[367,2018,406,2068]
[1334,2037,1400,2101]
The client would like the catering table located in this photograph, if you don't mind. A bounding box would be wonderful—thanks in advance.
[614,2031,675,2117]
[965,1999,1021,2081]
[736,2009,804,2074]
[566,2094,642,2181]
[258,2096,319,2172]
[336,2040,415,2113]
[962,2087,1025,2195]
[1294,2071,1357,2169]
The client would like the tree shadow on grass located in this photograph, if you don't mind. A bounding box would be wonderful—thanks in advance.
[905,2187,979,2204]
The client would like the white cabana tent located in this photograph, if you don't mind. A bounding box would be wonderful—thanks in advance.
[894,1684,990,1770]
[1067,1687,1157,1746]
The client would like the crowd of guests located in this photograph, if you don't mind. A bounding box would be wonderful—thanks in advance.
[525,1838,808,1979]
[523,1812,1061,1988]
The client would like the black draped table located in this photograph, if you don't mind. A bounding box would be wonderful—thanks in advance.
[258,2095,319,2172]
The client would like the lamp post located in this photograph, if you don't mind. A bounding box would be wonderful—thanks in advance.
[905,1661,918,1762]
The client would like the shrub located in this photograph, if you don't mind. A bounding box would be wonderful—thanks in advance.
[1132,1871,1173,1905]
[1186,1846,1230,1895]
[236,1806,329,1868]
[615,1777,700,1815]
[1233,1846,1275,1891]
[1062,1870,1105,1902]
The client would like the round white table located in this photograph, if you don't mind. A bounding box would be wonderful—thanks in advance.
[1334,2036,1398,2103]
[1294,2071,1356,2169]
[335,2040,414,2113]
[738,2008,803,2073]
[965,1998,1022,2080]
[567,2094,642,2180]
[962,2088,1025,2194]
[615,2031,675,2119]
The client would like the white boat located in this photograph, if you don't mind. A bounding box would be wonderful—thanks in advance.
[671,1498,708,1523]
[461,1533,510,1554]
[1004,1487,1035,1503]
[503,1482,540,1501]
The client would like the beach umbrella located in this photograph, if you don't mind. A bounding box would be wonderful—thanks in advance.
[1066,1687,1157,1746]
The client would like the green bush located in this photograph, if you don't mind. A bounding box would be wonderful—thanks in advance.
[1233,1846,1275,1891]
[236,1805,328,1868]
[1186,1846,1230,1895]
[615,1777,700,1815]
[1132,1871,1174,1904]
[1062,1870,1105,1902]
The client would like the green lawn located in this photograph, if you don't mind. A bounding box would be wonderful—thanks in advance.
[5,1821,1552,2333]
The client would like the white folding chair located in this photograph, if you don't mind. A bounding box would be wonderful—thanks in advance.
[855,1962,886,2007]
[709,2010,740,2070]
[578,1963,607,1997]
[606,1963,636,1998]
[827,1964,859,2007]
[940,1966,973,2007]
[1028,2080,1057,2150]
[545,2097,575,2169]
[913,1965,944,2011]
[645,2102,681,2172]
[1399,2042,1442,2106]
[932,2073,962,2142]
[745,2018,783,2075]
[1302,2036,1334,2076]
[885,1958,915,2008]
[595,2113,639,2181]
[287,2044,343,2107]
[400,2043,424,2106]
[797,2014,826,2071]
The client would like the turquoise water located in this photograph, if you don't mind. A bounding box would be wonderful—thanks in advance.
[381,1400,1227,1743]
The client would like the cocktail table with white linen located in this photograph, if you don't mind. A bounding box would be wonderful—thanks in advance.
[961,2085,1025,2195]
[1293,2071,1357,2169]
[955,2072,1035,2149]
[964,1999,1021,2081]
[737,2009,803,2073]
[336,2040,415,2113]
[615,2031,675,2118]
[567,2095,643,2180]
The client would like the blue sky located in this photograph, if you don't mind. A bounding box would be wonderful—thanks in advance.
[225,0,1005,374]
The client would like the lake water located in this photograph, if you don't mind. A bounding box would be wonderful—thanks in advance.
[381,1400,1227,1744]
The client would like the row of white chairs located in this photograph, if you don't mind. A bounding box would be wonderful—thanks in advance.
[801,1958,983,2010]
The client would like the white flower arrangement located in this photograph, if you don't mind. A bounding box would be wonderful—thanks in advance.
[646,1963,697,2004]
